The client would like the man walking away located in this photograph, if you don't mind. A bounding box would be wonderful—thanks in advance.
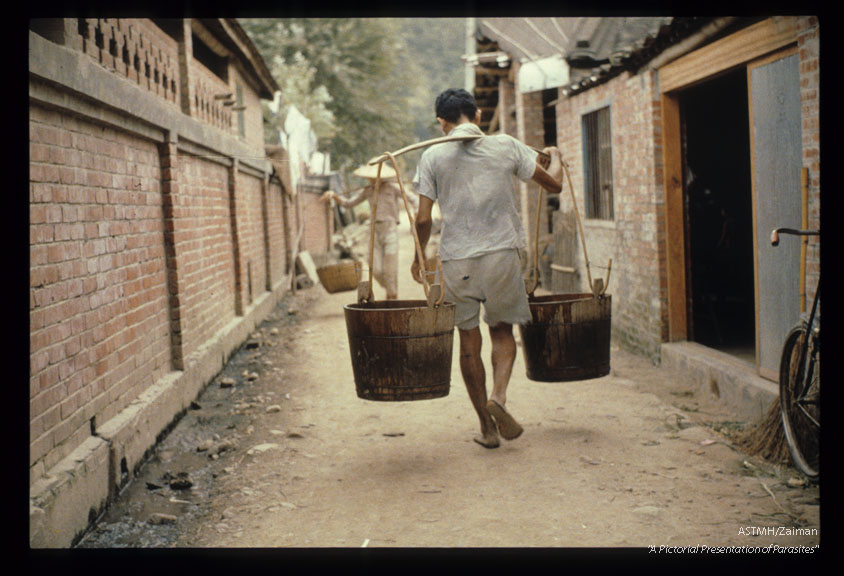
[412,88,563,448]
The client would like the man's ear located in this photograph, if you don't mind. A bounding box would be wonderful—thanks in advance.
[474,108,482,125]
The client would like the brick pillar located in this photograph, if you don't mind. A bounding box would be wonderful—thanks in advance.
[261,172,272,291]
[281,186,293,280]
[112,20,127,77]
[122,22,139,84]
[98,19,115,69]
[178,19,194,117]
[160,132,185,371]
[228,159,244,315]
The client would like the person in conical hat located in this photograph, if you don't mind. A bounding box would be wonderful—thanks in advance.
[350,160,397,181]
[321,157,418,300]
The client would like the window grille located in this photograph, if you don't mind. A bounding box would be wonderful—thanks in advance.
[582,106,614,220]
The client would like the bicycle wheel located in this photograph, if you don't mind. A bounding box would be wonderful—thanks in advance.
[779,325,820,479]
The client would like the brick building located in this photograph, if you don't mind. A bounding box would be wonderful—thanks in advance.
[29,18,332,547]
[469,17,820,383]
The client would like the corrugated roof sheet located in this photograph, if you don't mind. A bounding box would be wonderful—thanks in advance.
[478,17,674,91]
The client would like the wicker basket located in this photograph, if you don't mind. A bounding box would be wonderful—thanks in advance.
[317,260,362,294]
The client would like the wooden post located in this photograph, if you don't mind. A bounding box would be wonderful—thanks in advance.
[661,92,687,341]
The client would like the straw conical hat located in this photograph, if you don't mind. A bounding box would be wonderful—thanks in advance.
[353,158,397,180]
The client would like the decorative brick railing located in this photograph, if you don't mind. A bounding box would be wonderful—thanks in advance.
[75,19,180,108]
[63,19,238,135]
[191,65,234,132]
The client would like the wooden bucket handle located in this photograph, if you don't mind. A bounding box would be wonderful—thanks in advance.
[527,157,611,298]
[359,150,445,307]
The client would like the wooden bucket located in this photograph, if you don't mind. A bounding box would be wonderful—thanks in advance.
[317,260,362,294]
[519,293,612,382]
[342,150,455,402]
[520,156,613,382]
[344,300,455,401]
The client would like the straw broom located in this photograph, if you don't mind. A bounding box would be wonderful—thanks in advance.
[734,399,790,464]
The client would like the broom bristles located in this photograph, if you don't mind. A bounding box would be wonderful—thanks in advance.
[735,398,791,464]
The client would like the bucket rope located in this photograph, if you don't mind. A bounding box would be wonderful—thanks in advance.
[361,150,444,307]
[527,157,611,298]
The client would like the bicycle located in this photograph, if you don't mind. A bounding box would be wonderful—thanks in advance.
[771,227,820,480]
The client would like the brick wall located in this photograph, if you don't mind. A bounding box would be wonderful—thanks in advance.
[266,180,290,288]
[29,26,312,547]
[230,66,268,151]
[556,70,665,359]
[170,154,238,362]
[233,168,270,309]
[299,191,333,255]
[797,16,820,304]
[30,105,173,478]
[191,58,235,133]
[28,94,299,498]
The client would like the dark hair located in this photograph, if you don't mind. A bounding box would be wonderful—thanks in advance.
[435,88,478,123]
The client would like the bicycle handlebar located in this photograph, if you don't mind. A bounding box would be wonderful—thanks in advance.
[770,227,820,247]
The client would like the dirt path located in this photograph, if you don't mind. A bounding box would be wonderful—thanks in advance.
[78,220,820,551]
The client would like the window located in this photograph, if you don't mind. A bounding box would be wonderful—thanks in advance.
[542,88,558,147]
[582,106,614,220]
[543,88,559,232]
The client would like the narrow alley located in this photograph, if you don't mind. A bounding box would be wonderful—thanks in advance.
[75,215,820,551]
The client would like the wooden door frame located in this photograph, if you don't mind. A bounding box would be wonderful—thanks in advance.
[658,17,799,343]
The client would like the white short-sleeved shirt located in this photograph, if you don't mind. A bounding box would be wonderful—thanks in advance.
[413,123,538,261]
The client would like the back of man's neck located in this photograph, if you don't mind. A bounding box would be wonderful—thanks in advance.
[445,118,476,135]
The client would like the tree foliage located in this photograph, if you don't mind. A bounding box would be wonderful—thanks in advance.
[240,18,467,174]
[400,18,467,142]
[261,51,337,145]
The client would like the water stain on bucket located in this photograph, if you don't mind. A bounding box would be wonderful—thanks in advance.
[344,299,455,401]
[520,293,612,382]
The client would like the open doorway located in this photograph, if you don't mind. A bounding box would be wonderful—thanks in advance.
[680,68,755,362]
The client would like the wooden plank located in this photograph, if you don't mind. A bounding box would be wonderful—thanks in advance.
[659,17,798,94]
[552,210,578,294]
[660,93,687,341]
[475,66,510,77]
[296,250,320,287]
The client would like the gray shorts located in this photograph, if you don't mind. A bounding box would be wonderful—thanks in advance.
[441,249,532,331]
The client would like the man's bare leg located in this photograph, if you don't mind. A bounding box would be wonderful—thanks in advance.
[488,323,517,406]
[486,323,523,440]
[458,327,499,448]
